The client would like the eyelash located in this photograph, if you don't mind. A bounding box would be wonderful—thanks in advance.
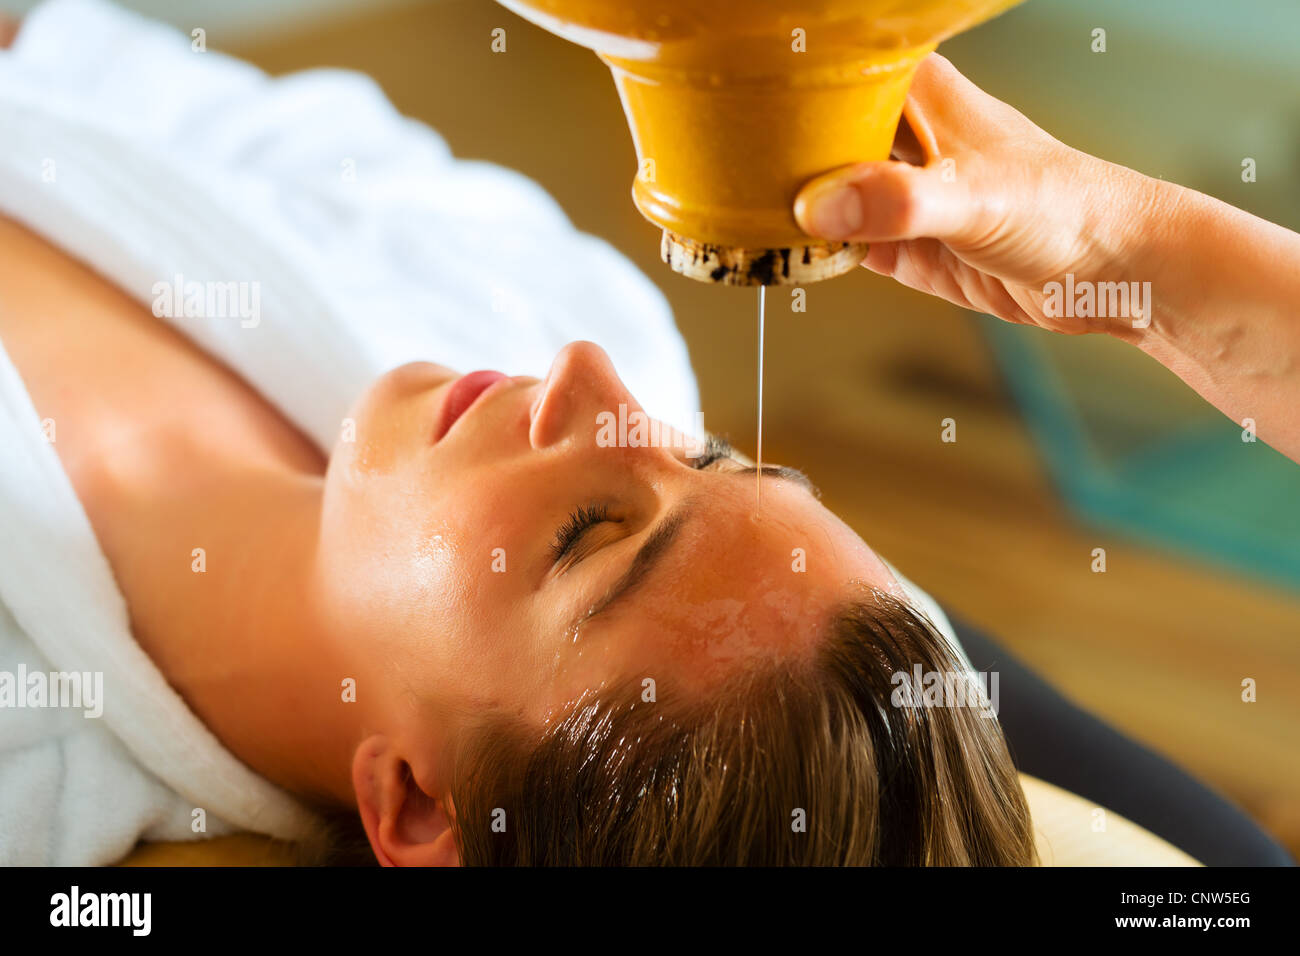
[549,438,734,564]
[692,435,732,469]
[550,503,613,562]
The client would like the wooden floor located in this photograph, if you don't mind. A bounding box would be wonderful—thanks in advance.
[235,1,1300,857]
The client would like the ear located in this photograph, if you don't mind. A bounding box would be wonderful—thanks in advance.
[352,734,460,867]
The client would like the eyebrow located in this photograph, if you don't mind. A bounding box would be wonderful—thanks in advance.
[570,463,819,633]
[573,501,694,633]
[737,463,820,498]
[703,435,820,498]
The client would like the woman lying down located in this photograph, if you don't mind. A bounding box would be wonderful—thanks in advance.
[0,0,1290,867]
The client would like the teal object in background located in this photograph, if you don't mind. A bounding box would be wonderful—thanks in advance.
[980,318,1300,592]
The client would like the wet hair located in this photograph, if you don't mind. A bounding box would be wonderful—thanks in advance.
[444,591,1036,866]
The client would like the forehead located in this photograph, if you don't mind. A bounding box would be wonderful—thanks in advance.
[548,476,893,707]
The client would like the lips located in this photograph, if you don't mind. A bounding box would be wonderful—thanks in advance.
[434,370,508,441]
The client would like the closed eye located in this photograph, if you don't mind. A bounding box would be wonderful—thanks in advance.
[550,503,615,564]
[550,437,732,565]
[549,436,815,570]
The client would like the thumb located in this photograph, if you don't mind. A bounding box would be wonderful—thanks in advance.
[794,160,975,244]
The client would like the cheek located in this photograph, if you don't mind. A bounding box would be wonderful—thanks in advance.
[317,467,466,628]
[316,442,574,700]
[419,564,556,719]
[318,461,547,646]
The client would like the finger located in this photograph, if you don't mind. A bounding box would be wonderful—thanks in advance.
[890,108,927,166]
[889,58,964,166]
[862,239,1037,326]
[794,159,975,244]
[899,92,941,165]
[905,53,987,117]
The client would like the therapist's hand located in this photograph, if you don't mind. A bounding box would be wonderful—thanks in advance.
[793,53,1167,340]
[795,52,1300,463]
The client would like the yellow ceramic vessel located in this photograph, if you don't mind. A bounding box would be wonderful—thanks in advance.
[497,0,1023,284]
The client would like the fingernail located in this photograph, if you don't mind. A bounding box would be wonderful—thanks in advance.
[799,180,864,239]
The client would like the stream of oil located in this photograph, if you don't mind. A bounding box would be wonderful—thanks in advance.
[756,284,765,511]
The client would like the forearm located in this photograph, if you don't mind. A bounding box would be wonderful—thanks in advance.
[1121,178,1300,462]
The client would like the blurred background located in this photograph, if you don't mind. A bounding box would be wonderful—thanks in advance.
[7,0,1297,855]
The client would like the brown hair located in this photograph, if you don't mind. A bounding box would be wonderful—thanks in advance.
[445,592,1036,866]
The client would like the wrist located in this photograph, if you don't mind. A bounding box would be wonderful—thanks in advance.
[1082,161,1190,348]
[1106,169,1300,453]
[1034,148,1185,344]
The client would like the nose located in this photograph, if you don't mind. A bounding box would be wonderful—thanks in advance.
[530,341,643,450]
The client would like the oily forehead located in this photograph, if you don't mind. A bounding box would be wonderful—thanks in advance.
[545,476,894,709]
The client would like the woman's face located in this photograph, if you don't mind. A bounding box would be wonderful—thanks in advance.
[315,341,900,739]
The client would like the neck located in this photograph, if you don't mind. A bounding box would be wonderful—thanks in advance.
[117,447,365,809]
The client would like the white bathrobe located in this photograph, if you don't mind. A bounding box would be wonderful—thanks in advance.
[0,0,962,865]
